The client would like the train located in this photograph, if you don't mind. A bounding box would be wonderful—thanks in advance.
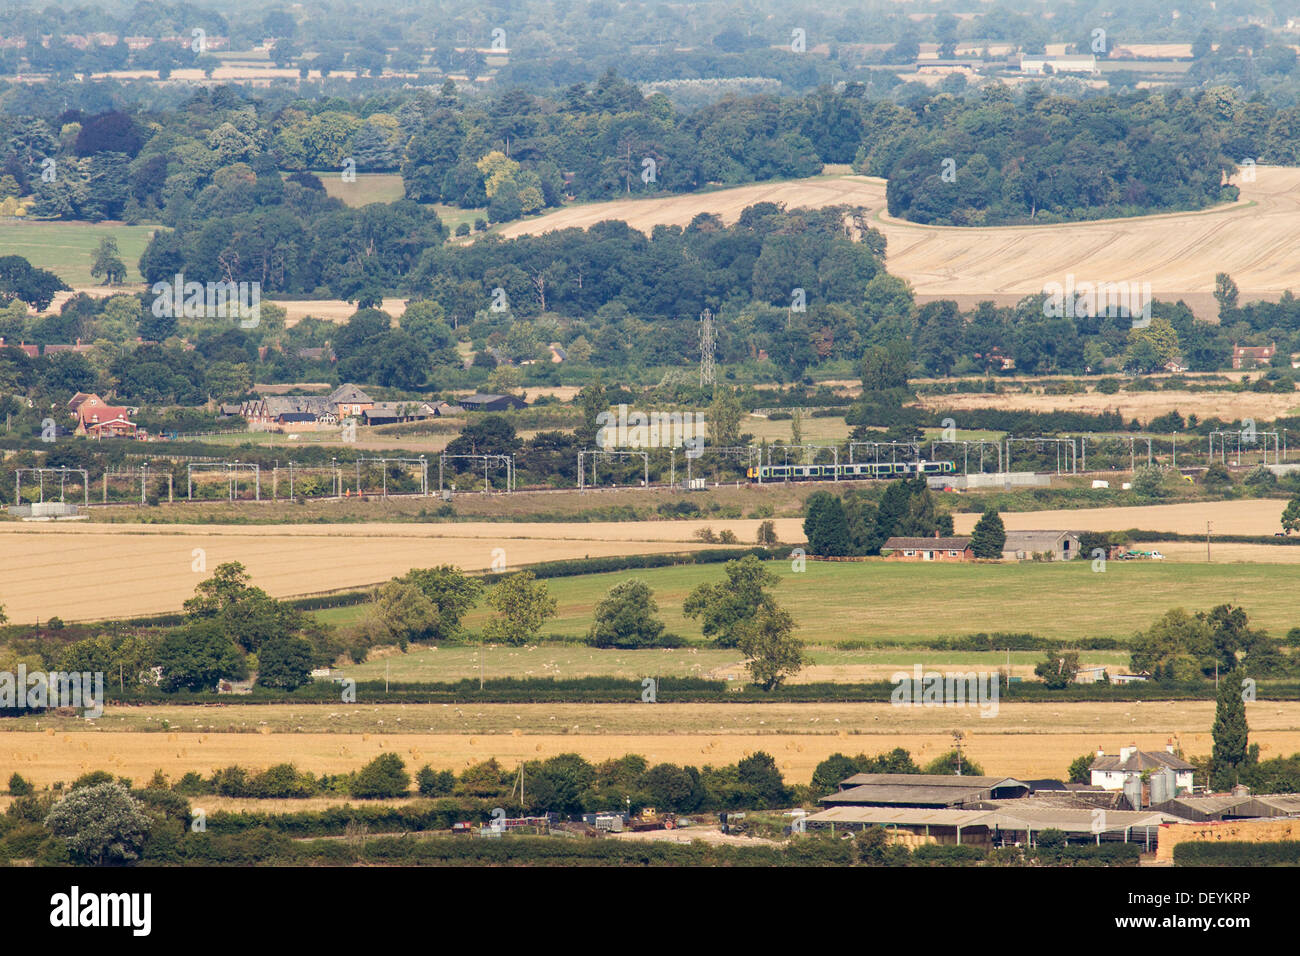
[746,459,956,482]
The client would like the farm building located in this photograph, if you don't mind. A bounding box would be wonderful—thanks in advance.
[363,402,441,425]
[822,773,1031,808]
[881,535,973,561]
[804,805,1176,848]
[1090,745,1194,793]
[1002,530,1082,561]
[242,384,373,428]
[460,393,527,412]
[243,395,336,427]
[331,384,374,418]
[1148,792,1300,823]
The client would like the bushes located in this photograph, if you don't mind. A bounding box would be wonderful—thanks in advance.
[912,844,987,865]
[416,766,456,798]
[350,753,411,799]
[1174,840,1300,866]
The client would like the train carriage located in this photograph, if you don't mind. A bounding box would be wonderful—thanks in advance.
[746,460,955,482]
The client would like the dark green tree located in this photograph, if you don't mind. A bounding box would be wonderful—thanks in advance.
[155,623,247,692]
[736,752,789,807]
[416,766,456,797]
[683,555,780,648]
[257,635,314,690]
[588,579,667,648]
[351,753,410,799]
[803,491,852,556]
[970,508,1006,558]
[921,749,985,776]
[1034,650,1079,689]
[1211,672,1250,789]
[399,566,485,641]
[1066,752,1095,784]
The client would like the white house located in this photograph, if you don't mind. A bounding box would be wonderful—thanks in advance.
[1090,744,1194,793]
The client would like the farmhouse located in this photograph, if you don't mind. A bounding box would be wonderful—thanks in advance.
[1090,745,1194,793]
[881,534,973,561]
[460,393,527,412]
[242,395,336,427]
[331,383,373,418]
[1002,530,1081,561]
[1231,341,1276,369]
[241,384,373,428]
[70,394,137,439]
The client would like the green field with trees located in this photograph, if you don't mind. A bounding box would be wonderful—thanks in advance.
[322,558,1300,646]
[0,221,156,285]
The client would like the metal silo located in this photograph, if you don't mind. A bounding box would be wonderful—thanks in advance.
[1149,768,1175,805]
[1123,776,1143,810]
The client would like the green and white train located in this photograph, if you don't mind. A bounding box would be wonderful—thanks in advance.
[746,460,956,482]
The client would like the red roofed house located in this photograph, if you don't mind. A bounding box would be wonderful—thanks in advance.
[43,338,95,356]
[67,391,99,414]
[72,394,137,439]
[1232,342,1276,370]
[0,338,40,359]
[881,533,974,562]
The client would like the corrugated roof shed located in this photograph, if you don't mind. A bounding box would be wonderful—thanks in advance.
[991,807,1185,832]
[838,774,1019,789]
[806,806,996,828]
[824,775,1030,808]
[1091,749,1194,772]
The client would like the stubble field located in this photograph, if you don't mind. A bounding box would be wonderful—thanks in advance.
[1,497,1293,624]
[502,166,1300,317]
[7,700,1300,785]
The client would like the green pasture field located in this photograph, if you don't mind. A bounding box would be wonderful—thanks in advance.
[320,559,1300,645]
[314,174,481,233]
[744,414,850,444]
[0,220,158,285]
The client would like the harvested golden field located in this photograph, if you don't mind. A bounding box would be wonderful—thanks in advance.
[502,167,1300,317]
[6,697,1300,783]
[922,389,1300,425]
[3,496,1287,622]
[953,498,1285,536]
[498,174,887,238]
[272,297,408,326]
[1140,541,1300,563]
[0,519,803,623]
